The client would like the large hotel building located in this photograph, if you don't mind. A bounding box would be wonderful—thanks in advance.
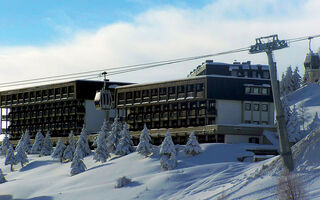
[0,60,276,144]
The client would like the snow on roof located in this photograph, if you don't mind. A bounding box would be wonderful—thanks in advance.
[244,83,271,87]
[229,66,239,71]
[242,65,250,70]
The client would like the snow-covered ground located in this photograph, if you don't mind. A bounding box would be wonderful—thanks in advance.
[1,84,320,200]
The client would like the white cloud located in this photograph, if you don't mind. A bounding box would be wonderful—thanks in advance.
[0,0,319,90]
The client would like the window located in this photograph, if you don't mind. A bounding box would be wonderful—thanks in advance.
[245,103,251,111]
[262,88,268,95]
[252,71,257,77]
[261,121,268,125]
[262,104,268,112]
[253,88,259,94]
[249,137,259,144]
[134,91,141,98]
[231,71,237,76]
[168,87,175,94]
[253,121,260,124]
[159,88,167,95]
[253,104,259,111]
[177,86,185,93]
[263,71,270,79]
[244,71,248,77]
[245,120,251,124]
[245,87,251,94]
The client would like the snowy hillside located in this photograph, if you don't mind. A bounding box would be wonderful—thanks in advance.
[2,84,320,200]
[287,83,320,126]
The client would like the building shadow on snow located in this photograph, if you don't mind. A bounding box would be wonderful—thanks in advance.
[19,160,56,172]
[0,195,53,200]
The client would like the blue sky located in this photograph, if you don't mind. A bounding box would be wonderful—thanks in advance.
[0,0,319,89]
[0,0,213,46]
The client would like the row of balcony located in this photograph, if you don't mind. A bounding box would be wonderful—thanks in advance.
[127,108,216,123]
[8,100,83,112]
[10,115,84,126]
[7,106,85,121]
[118,91,205,106]
[129,117,215,131]
[127,100,212,114]
[1,93,76,106]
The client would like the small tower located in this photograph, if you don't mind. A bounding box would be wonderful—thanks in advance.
[304,37,320,83]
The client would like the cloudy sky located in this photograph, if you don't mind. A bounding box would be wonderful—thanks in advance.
[0,0,319,90]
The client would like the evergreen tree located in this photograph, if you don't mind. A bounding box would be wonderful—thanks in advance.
[63,131,76,162]
[16,130,32,154]
[292,66,301,91]
[107,117,122,153]
[1,133,11,156]
[40,131,53,156]
[280,73,286,96]
[70,142,87,176]
[302,69,309,86]
[15,140,29,167]
[76,126,91,159]
[52,138,66,162]
[24,130,32,153]
[287,105,302,142]
[115,123,134,156]
[281,96,291,123]
[30,130,44,154]
[307,112,320,133]
[5,145,15,171]
[159,131,177,170]
[284,66,294,95]
[184,132,202,156]
[93,119,110,147]
[0,168,7,184]
[93,128,109,163]
[63,145,74,162]
[136,124,153,157]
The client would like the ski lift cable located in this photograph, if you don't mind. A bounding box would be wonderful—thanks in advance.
[0,47,249,87]
[0,34,319,89]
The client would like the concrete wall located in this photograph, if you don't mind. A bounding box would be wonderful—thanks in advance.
[84,100,106,133]
[242,101,274,125]
[216,100,242,124]
[225,134,262,144]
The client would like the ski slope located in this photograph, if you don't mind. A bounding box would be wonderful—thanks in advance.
[1,84,320,200]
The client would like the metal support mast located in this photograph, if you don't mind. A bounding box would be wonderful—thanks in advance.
[249,35,294,172]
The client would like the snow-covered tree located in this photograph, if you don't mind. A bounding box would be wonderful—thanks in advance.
[5,145,15,171]
[93,128,109,163]
[137,124,153,157]
[1,133,11,156]
[307,112,320,133]
[159,131,177,170]
[115,123,134,156]
[16,130,32,154]
[184,132,202,156]
[292,66,301,91]
[0,168,7,184]
[15,140,28,167]
[302,69,309,86]
[281,96,291,124]
[30,130,44,154]
[107,117,122,153]
[63,145,74,162]
[93,119,110,147]
[75,127,91,159]
[52,138,66,162]
[287,105,302,143]
[70,143,87,176]
[63,131,77,162]
[40,131,53,156]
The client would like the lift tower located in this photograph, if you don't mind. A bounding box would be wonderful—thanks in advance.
[249,35,294,172]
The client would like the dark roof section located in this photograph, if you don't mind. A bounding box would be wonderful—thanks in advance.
[206,76,273,102]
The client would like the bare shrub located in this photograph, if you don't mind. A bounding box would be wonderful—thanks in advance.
[277,169,305,200]
[115,176,132,188]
